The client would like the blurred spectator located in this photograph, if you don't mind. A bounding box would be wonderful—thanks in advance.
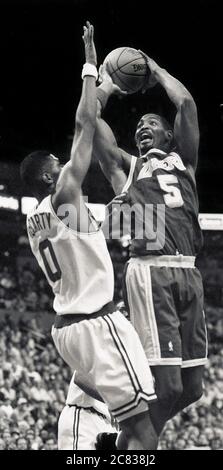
[0,378,16,402]
[16,436,30,450]
[0,438,6,450]
[0,398,14,419]
[30,379,51,402]
[44,436,57,450]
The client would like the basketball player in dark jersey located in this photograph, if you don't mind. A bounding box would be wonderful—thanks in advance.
[93,55,207,436]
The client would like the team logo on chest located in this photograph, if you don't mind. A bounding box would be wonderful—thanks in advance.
[137,153,186,181]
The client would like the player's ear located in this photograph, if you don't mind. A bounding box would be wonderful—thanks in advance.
[165,130,173,143]
[42,172,54,185]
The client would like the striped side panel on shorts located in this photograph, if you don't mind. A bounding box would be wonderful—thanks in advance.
[182,310,208,368]
[112,390,157,419]
[126,263,161,361]
[103,314,157,419]
[72,406,81,450]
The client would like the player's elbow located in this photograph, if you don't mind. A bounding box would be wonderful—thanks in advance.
[178,93,197,112]
[75,110,96,131]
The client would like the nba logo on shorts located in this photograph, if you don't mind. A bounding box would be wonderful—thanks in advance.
[168,341,173,352]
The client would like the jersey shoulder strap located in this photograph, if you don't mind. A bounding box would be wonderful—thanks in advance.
[122,156,137,193]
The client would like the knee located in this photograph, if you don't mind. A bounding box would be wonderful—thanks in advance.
[121,412,158,449]
[183,384,203,406]
[181,366,205,407]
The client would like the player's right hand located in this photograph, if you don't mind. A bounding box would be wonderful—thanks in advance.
[138,50,158,93]
[98,64,127,96]
[82,21,97,66]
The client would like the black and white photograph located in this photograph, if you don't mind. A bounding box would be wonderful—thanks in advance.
[0,0,222,457]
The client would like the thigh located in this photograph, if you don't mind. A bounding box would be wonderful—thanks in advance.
[124,262,182,365]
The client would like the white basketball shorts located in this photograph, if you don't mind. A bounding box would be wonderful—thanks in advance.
[52,310,157,422]
[58,405,116,450]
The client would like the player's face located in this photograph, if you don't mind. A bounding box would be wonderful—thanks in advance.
[135,114,171,155]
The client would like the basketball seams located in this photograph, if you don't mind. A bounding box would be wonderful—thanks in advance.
[119,71,147,76]
[117,55,146,73]
[107,59,118,76]
[107,47,128,75]
[117,47,128,66]
[104,47,149,93]
[111,71,136,93]
[107,48,146,75]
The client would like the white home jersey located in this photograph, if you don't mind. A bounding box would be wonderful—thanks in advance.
[27,195,114,315]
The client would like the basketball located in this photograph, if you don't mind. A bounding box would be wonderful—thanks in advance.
[103,47,150,94]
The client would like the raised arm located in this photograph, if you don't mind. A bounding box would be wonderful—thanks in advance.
[142,54,199,171]
[53,21,97,209]
[93,68,132,195]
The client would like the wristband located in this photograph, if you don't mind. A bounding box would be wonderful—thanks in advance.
[81,63,98,80]
[96,88,109,111]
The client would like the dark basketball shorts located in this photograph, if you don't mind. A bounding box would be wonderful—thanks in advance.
[123,255,208,367]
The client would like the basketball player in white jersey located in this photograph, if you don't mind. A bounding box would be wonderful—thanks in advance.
[58,371,117,450]
[20,22,158,449]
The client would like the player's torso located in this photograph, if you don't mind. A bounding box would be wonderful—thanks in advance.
[27,195,114,315]
[124,149,203,257]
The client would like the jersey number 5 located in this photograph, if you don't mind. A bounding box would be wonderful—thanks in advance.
[39,239,62,282]
[157,174,184,208]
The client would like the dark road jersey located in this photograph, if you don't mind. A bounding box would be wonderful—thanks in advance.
[122,148,203,257]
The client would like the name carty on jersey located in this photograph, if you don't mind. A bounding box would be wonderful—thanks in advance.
[27,212,51,238]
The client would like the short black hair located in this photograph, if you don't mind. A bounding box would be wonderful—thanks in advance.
[20,150,52,196]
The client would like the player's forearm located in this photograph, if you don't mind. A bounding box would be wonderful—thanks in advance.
[69,76,97,177]
[75,76,97,130]
[152,65,194,110]
[96,82,113,118]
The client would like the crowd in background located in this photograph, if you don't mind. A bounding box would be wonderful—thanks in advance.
[0,314,68,450]
[0,233,223,450]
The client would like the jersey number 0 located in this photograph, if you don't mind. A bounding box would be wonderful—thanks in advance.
[39,239,62,282]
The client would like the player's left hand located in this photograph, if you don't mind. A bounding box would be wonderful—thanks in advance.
[138,50,158,93]
[82,21,97,66]
[98,64,128,96]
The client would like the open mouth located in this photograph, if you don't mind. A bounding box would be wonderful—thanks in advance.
[139,130,153,145]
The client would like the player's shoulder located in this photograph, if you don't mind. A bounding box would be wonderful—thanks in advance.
[27,195,51,219]
[37,195,52,216]
[169,148,196,178]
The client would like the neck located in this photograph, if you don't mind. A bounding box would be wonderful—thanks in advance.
[36,189,51,202]
[139,142,171,157]
[140,147,166,159]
